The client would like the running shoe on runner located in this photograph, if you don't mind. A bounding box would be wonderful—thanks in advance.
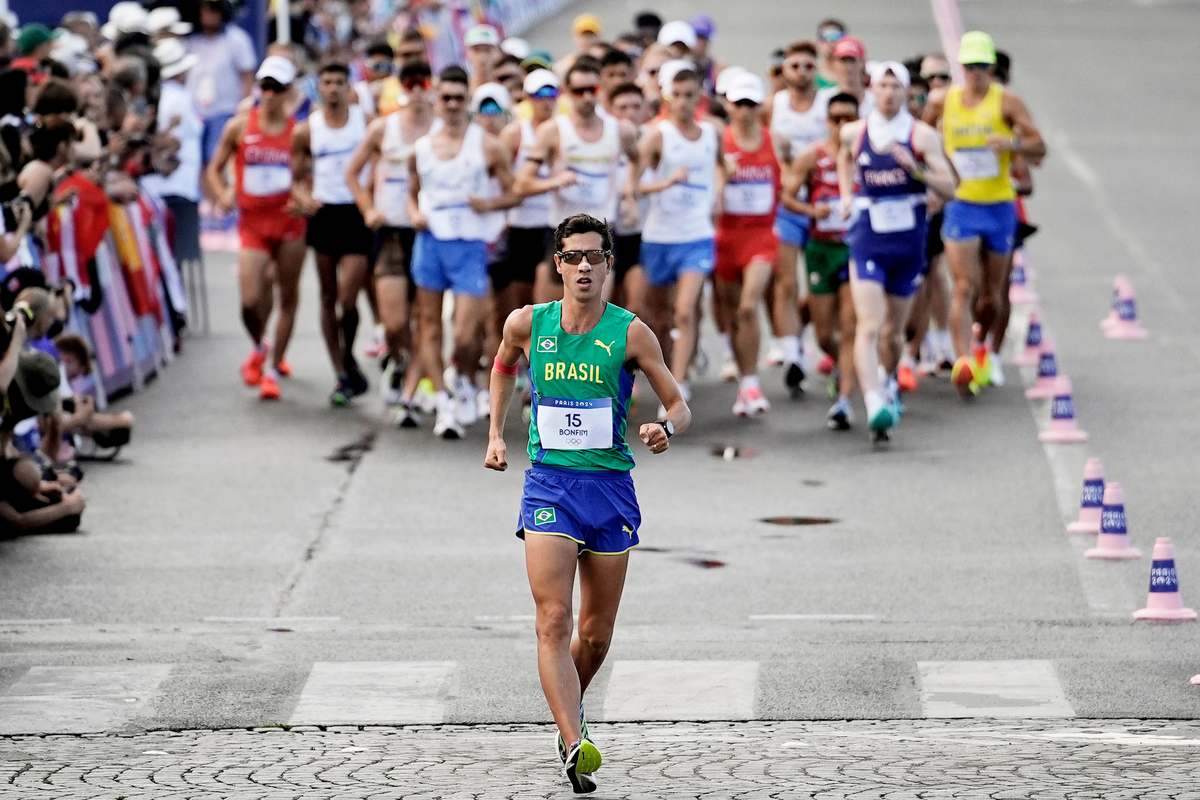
[950,356,978,399]
[346,359,370,397]
[275,359,292,377]
[240,346,267,386]
[455,375,479,426]
[865,390,895,433]
[259,371,281,401]
[380,361,405,406]
[330,376,353,406]
[987,352,1005,386]
[476,388,491,420]
[897,362,919,393]
[562,738,601,794]
[719,357,739,382]
[557,702,592,764]
[394,401,421,429]
[827,397,853,430]
[816,354,835,375]
[765,339,785,367]
[732,385,769,417]
[434,392,464,439]
[784,361,805,398]
[363,323,387,359]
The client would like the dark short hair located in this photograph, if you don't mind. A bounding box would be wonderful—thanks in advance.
[600,48,633,70]
[365,40,394,59]
[399,60,432,82]
[565,57,601,85]
[318,60,350,77]
[554,214,613,253]
[29,119,77,162]
[609,82,642,101]
[400,27,426,45]
[786,40,818,59]
[909,76,929,93]
[496,54,522,71]
[53,333,92,373]
[827,92,859,113]
[33,78,78,116]
[670,68,700,87]
[818,18,845,33]
[995,51,1011,84]
[438,65,469,88]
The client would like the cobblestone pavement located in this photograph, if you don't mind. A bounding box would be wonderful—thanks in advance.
[3,720,1200,799]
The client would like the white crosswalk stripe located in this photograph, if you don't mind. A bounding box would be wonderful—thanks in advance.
[602,660,758,721]
[289,661,457,726]
[918,660,1074,718]
[0,664,172,735]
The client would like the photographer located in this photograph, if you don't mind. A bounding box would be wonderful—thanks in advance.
[0,143,33,262]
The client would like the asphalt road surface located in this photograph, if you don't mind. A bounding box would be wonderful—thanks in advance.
[3,0,1200,752]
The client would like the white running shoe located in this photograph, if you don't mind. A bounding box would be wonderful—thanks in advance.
[476,388,491,420]
[733,386,769,417]
[719,358,739,382]
[765,340,785,367]
[988,353,1005,387]
[455,377,479,427]
[433,392,464,440]
[393,403,420,428]
[380,361,403,406]
[414,378,438,414]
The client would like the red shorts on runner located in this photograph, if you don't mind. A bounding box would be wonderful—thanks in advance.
[715,225,779,283]
[239,209,307,254]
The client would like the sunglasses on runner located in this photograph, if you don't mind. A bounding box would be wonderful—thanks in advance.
[921,72,951,82]
[828,113,857,124]
[733,99,759,108]
[531,86,559,100]
[366,59,395,75]
[963,63,992,71]
[557,249,611,265]
[820,28,844,43]
[402,76,432,91]
[569,85,598,97]
[259,78,287,94]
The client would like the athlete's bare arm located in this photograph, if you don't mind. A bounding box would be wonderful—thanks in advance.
[636,126,686,195]
[347,117,386,228]
[625,317,691,453]
[780,143,822,216]
[711,127,726,218]
[289,121,322,215]
[773,131,793,168]
[906,122,958,200]
[998,91,1046,167]
[922,87,947,128]
[204,113,246,213]
[406,151,426,230]
[513,119,570,197]
[484,305,534,471]
[471,134,522,213]
[836,119,865,219]
[499,119,522,165]
[618,119,642,199]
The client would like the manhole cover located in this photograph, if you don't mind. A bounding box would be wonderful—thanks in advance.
[759,517,838,526]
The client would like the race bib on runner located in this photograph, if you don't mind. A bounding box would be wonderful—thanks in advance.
[814,204,851,232]
[951,147,1001,180]
[661,181,708,216]
[380,176,408,212]
[242,164,292,197]
[722,182,774,216]
[537,396,613,450]
[867,198,916,234]
[559,169,608,208]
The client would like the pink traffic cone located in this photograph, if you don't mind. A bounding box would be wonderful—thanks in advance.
[1100,275,1131,331]
[1024,339,1058,400]
[1085,482,1142,560]
[1066,458,1105,534]
[1133,538,1197,621]
[1105,279,1148,340]
[1008,249,1037,304]
[1014,310,1043,367]
[1039,377,1088,443]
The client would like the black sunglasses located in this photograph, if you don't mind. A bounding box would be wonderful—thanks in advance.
[921,72,951,82]
[570,85,598,97]
[557,249,610,265]
[963,63,992,71]
[260,78,287,94]
[733,99,758,108]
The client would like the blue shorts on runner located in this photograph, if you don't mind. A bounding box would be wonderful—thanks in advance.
[941,199,1017,256]
[850,246,926,299]
[516,466,641,555]
[411,231,489,296]
[773,206,810,248]
[639,239,715,287]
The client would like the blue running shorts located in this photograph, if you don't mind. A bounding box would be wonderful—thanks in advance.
[639,238,715,287]
[849,246,926,299]
[773,206,810,248]
[941,199,1017,256]
[411,231,489,296]
[517,465,641,555]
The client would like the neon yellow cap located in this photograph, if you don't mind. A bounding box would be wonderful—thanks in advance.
[958,31,997,65]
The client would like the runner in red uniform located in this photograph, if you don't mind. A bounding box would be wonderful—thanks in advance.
[205,56,307,401]
[714,73,779,417]
[781,92,860,429]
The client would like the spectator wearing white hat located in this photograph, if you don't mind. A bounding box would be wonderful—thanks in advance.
[147,7,193,42]
[100,2,148,42]
[186,0,256,163]
[141,38,203,268]
[464,24,501,92]
[657,20,696,60]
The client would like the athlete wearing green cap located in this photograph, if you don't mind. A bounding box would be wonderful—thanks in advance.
[485,213,690,793]
[923,31,1046,397]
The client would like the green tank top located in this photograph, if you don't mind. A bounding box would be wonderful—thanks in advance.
[527,301,637,471]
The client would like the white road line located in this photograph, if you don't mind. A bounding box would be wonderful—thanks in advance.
[918,660,1074,718]
[289,661,456,726]
[203,616,342,622]
[749,614,878,621]
[602,660,758,721]
[0,618,72,625]
[0,664,172,735]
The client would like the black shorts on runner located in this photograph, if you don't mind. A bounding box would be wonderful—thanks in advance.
[615,233,642,284]
[307,203,373,258]
[492,226,550,293]
[925,210,944,265]
[373,226,415,279]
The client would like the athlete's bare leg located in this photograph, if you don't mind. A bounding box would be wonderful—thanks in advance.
[315,253,343,373]
[670,271,707,383]
[619,265,649,321]
[880,294,915,375]
[943,239,983,358]
[336,254,369,372]
[525,533,585,745]
[375,275,412,367]
[645,283,674,365]
[985,252,1014,351]
[573,551,629,694]
[725,260,772,377]
[849,268,887,396]
[808,293,839,363]
[271,238,306,369]
[414,288,447,393]
[772,243,801,339]
[902,278,932,362]
[835,281,857,399]
[238,249,273,344]
[452,294,487,388]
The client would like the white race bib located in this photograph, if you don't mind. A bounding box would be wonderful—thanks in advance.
[537,397,613,450]
[814,204,851,232]
[951,147,1001,180]
[661,180,708,216]
[722,182,774,216]
[559,168,609,208]
[242,164,291,197]
[867,198,916,234]
[380,176,408,211]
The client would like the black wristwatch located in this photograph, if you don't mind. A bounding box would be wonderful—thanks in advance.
[654,419,674,438]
